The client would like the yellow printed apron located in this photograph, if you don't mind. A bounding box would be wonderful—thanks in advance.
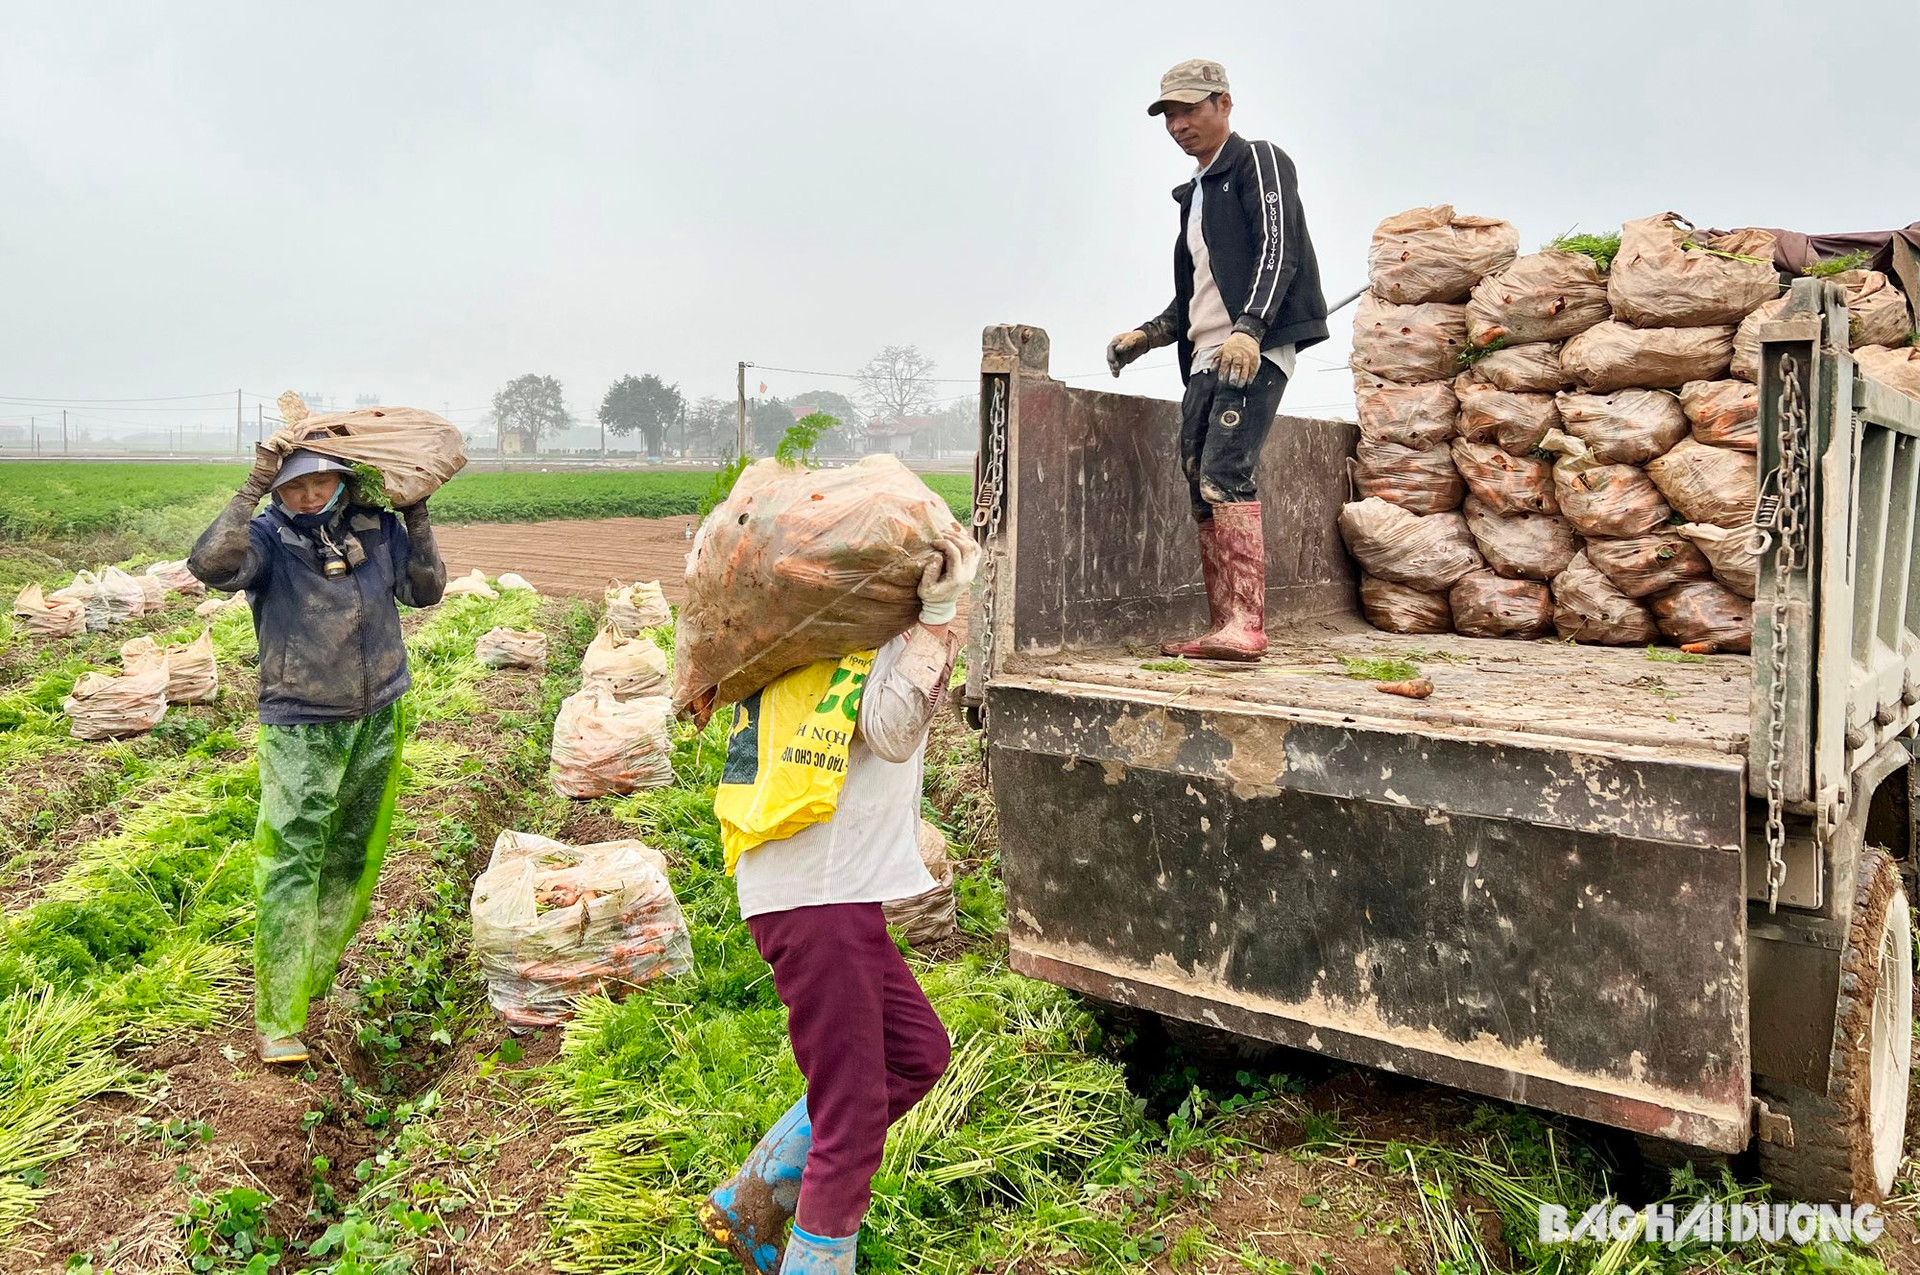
[716,649,876,873]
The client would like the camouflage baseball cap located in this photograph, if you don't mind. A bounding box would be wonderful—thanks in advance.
[1148,59,1229,115]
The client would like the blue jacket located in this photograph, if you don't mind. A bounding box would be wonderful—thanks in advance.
[188,499,446,725]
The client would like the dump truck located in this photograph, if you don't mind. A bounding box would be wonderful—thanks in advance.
[963,278,1916,1203]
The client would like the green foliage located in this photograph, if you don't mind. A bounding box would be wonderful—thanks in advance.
[1547,230,1623,273]
[1458,336,1508,367]
[1339,654,1420,681]
[0,466,975,555]
[1139,657,1190,673]
[1645,645,1707,665]
[698,453,751,517]
[352,820,484,1089]
[176,1186,282,1273]
[347,464,391,510]
[1804,249,1872,278]
[775,412,839,466]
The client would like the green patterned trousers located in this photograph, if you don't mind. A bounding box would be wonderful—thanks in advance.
[253,700,403,1041]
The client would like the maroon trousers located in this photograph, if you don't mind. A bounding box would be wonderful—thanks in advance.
[747,902,952,1237]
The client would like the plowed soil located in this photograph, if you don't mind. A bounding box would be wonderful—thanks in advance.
[438,515,968,639]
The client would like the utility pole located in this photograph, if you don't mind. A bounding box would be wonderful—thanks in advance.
[61,409,68,454]
[736,360,749,459]
[29,417,35,456]
[235,389,243,455]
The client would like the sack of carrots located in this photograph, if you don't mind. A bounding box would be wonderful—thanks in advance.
[672,455,972,725]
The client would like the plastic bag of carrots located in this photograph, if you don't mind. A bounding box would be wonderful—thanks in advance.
[673,455,965,725]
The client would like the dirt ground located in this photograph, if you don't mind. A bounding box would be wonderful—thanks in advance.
[438,515,969,640]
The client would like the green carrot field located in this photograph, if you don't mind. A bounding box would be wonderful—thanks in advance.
[0,464,974,539]
[0,479,1913,1274]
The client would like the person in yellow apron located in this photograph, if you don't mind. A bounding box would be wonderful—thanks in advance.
[702,527,975,1275]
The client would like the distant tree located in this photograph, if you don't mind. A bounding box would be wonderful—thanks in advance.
[789,389,861,453]
[934,395,978,455]
[750,397,796,451]
[492,374,568,454]
[686,394,733,456]
[599,374,684,458]
[855,346,938,424]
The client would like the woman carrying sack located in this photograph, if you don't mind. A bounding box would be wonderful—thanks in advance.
[187,437,447,1064]
[700,527,977,1275]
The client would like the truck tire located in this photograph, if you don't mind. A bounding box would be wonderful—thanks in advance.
[1756,849,1913,1204]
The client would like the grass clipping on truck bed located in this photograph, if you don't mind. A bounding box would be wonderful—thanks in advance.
[544,718,1145,1275]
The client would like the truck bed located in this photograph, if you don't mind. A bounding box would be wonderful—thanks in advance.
[1005,619,1753,760]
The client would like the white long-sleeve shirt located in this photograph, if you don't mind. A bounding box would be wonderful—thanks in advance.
[733,629,951,919]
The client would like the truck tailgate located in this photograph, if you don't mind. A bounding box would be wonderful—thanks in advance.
[989,671,1754,1151]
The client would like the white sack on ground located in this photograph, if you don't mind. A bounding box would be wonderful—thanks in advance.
[606,580,672,631]
[476,627,549,670]
[63,669,169,739]
[470,830,694,1029]
[550,689,675,798]
[443,568,499,599]
[147,559,206,598]
[120,630,218,704]
[580,623,669,700]
[881,821,959,948]
[12,584,84,638]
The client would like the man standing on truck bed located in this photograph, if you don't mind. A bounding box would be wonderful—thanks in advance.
[1107,58,1328,660]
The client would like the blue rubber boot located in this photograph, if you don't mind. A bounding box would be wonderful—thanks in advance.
[699,1098,811,1274]
[778,1227,857,1275]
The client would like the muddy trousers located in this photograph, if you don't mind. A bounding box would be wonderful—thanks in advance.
[253,700,404,1041]
[1179,362,1289,521]
[747,902,952,1238]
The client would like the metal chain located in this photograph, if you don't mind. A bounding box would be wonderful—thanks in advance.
[1753,350,1810,912]
[971,377,1009,699]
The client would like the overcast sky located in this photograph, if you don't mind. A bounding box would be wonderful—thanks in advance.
[4,1,1916,444]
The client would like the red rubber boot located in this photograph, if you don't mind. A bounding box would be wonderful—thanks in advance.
[1160,518,1229,657]
[1187,501,1267,661]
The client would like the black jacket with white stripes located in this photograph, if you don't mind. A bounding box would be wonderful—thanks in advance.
[1139,132,1328,383]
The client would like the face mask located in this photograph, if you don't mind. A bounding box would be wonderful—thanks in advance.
[280,481,345,529]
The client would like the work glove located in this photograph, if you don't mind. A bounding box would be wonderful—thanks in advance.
[240,427,303,502]
[917,526,980,626]
[1106,330,1152,378]
[1217,331,1262,389]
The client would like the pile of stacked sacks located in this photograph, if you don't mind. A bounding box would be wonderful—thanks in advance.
[1340,209,1913,652]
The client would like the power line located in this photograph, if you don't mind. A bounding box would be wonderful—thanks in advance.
[0,390,234,404]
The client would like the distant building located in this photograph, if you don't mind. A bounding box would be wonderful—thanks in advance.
[866,415,940,458]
